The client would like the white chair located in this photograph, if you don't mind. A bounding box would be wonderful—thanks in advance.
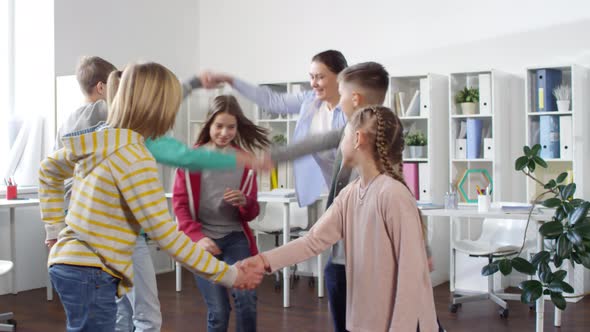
[250,201,309,290]
[450,218,535,318]
[0,260,16,331]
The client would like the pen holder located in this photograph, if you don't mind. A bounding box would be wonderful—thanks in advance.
[478,194,491,212]
[6,185,17,200]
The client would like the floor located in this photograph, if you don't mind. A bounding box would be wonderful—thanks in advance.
[1,269,589,331]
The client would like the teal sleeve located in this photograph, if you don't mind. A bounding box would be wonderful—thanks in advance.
[145,136,237,170]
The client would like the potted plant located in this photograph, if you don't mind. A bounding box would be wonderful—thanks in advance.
[272,134,287,146]
[404,130,427,158]
[455,87,479,115]
[481,144,590,310]
[553,84,571,112]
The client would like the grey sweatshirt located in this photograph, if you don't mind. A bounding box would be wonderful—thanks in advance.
[271,127,351,265]
[54,76,202,209]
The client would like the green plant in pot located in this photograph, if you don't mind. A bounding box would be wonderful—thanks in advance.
[481,144,590,310]
[404,130,427,158]
[455,87,479,115]
[272,134,287,146]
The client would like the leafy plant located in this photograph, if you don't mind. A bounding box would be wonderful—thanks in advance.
[553,84,571,101]
[272,134,287,146]
[404,130,427,146]
[481,144,590,310]
[454,87,479,104]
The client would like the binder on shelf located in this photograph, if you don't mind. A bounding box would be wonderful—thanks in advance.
[478,74,492,115]
[403,163,419,200]
[466,119,483,159]
[419,78,430,117]
[277,163,288,188]
[536,69,562,112]
[455,139,467,159]
[483,138,494,159]
[559,116,573,159]
[418,163,431,202]
[529,118,540,146]
[539,115,560,159]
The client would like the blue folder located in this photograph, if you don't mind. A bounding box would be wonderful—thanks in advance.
[540,115,560,158]
[466,119,483,159]
[536,69,562,112]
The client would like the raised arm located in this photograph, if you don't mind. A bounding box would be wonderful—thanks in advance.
[270,128,343,163]
[202,72,307,115]
[145,136,236,171]
[182,76,202,99]
[39,148,75,240]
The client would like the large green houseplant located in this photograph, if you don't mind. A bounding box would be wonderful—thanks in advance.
[481,144,590,310]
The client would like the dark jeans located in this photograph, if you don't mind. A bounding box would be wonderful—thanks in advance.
[194,232,257,332]
[324,258,347,332]
[50,264,119,332]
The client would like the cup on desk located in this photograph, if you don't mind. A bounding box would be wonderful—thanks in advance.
[478,194,491,212]
[6,185,17,200]
[444,192,459,209]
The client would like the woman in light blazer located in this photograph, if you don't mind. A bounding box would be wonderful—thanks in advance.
[201,50,348,207]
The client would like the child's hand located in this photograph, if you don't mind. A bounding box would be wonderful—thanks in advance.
[427,256,434,272]
[45,239,57,250]
[196,237,222,255]
[224,188,247,207]
[233,256,265,290]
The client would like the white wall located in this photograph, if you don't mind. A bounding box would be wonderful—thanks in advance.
[55,0,200,77]
[198,0,590,82]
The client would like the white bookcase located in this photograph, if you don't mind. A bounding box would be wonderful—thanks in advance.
[448,70,524,293]
[524,64,590,298]
[449,70,524,206]
[254,81,312,191]
[390,73,450,286]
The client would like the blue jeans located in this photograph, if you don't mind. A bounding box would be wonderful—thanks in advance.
[324,258,347,332]
[49,264,119,332]
[115,236,162,332]
[194,232,257,332]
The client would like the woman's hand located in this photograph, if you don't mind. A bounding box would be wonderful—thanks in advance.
[200,71,233,88]
[196,237,222,255]
[224,188,247,207]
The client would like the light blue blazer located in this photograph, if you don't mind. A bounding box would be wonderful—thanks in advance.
[233,78,347,207]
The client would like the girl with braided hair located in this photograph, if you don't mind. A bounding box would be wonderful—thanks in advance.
[243,106,438,331]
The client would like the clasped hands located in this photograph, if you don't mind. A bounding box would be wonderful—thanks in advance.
[232,254,270,290]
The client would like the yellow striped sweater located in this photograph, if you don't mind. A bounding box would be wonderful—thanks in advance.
[39,128,237,295]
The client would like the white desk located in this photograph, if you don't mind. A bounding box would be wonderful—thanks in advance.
[420,207,557,332]
[0,199,40,295]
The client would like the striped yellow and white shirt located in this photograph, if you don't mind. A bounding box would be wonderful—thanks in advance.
[39,127,237,295]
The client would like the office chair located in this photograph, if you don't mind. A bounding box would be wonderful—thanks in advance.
[450,218,534,318]
[0,260,16,331]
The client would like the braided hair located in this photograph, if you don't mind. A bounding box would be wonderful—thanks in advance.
[350,106,428,240]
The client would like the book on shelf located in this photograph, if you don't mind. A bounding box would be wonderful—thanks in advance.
[466,119,483,159]
[405,90,420,116]
[539,115,560,158]
[403,163,419,200]
[536,69,562,112]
